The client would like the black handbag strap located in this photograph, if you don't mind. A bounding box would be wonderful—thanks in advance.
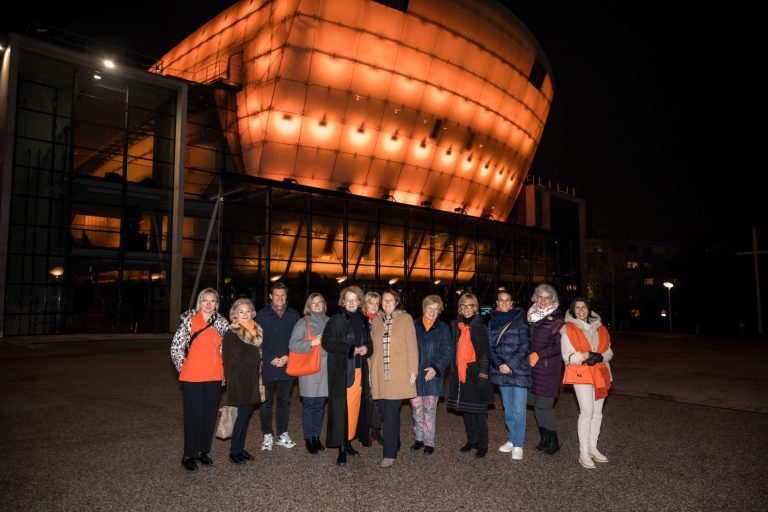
[186,315,216,354]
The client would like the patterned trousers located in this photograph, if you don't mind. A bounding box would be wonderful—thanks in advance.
[410,395,439,447]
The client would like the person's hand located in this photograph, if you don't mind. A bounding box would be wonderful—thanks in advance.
[584,352,603,366]
[310,334,322,346]
[499,363,511,375]
[271,357,282,367]
[409,373,417,385]
[424,367,437,381]
[354,346,368,356]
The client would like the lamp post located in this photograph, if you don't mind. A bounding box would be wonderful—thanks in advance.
[663,281,674,333]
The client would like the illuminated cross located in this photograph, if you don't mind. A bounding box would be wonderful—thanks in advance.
[736,227,767,334]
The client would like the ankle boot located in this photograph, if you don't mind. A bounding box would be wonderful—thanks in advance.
[345,440,360,456]
[543,431,560,455]
[313,436,325,451]
[336,446,346,466]
[535,428,548,451]
[305,438,318,454]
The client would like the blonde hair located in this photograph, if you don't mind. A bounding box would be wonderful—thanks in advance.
[338,286,362,307]
[229,298,255,323]
[456,292,479,316]
[303,293,327,314]
[196,288,219,310]
[364,291,381,306]
[422,294,444,313]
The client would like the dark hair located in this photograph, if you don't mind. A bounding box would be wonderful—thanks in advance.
[381,289,401,308]
[568,296,596,323]
[270,282,288,294]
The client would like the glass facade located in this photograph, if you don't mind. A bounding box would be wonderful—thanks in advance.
[2,46,178,335]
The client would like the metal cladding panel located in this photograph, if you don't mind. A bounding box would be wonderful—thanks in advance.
[156,0,553,220]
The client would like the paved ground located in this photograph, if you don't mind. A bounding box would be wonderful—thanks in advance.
[1,332,767,511]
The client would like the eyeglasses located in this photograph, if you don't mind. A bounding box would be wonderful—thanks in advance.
[459,304,475,309]
[497,299,512,303]
[310,301,324,306]
[344,298,360,303]
[538,295,552,301]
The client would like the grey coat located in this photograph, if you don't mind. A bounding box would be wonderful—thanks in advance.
[288,312,330,397]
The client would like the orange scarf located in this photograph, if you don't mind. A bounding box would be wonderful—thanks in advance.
[456,322,476,383]
[565,323,611,399]
[239,320,256,338]
[422,317,435,331]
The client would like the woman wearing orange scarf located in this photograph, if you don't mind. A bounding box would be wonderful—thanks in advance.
[446,293,494,458]
[222,298,265,465]
[560,297,614,469]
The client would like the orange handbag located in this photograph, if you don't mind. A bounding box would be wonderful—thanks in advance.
[286,318,321,377]
[562,364,593,385]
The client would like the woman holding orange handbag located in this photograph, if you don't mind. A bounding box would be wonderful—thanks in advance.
[560,297,614,469]
[288,293,330,454]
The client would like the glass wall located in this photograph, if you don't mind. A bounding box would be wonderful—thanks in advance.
[204,175,581,318]
[3,49,176,334]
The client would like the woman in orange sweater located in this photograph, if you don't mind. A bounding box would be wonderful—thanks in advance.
[170,288,229,471]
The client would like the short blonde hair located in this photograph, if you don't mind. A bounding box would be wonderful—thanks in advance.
[364,291,381,306]
[422,294,444,313]
[196,288,219,310]
[456,292,479,316]
[304,293,327,314]
[229,298,255,323]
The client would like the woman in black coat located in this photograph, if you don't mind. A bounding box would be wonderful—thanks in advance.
[222,298,264,465]
[447,292,494,458]
[321,287,373,466]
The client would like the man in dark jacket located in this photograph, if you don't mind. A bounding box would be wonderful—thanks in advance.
[256,282,300,451]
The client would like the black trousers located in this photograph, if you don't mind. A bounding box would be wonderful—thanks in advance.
[463,411,489,450]
[182,381,221,458]
[260,379,293,436]
[231,404,255,454]
[378,399,402,458]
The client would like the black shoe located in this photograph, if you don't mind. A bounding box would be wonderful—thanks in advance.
[229,453,245,464]
[182,457,199,471]
[475,447,488,458]
[345,441,360,457]
[306,438,318,454]
[410,441,424,451]
[535,427,548,451]
[313,436,325,451]
[459,442,477,453]
[197,453,213,466]
[240,450,254,461]
[336,447,347,467]
[423,446,434,455]
[543,431,560,455]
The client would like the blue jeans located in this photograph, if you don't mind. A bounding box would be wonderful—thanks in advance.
[302,396,325,438]
[499,385,527,447]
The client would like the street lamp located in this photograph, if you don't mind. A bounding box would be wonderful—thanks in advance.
[663,281,674,333]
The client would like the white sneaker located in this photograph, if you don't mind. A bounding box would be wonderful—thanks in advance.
[261,434,274,451]
[590,447,609,463]
[498,441,514,453]
[276,432,296,448]
[579,452,596,469]
[511,447,524,460]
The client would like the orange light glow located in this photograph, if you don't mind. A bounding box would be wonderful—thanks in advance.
[155,0,553,221]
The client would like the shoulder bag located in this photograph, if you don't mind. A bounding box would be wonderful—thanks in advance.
[286,318,321,377]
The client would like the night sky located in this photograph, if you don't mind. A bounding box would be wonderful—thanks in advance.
[2,1,764,246]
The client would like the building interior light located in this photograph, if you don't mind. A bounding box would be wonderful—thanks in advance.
[336,275,348,284]
[318,115,328,127]
[388,277,399,285]
[446,147,452,156]
[103,59,115,69]
[420,138,427,148]
[49,266,65,278]
[433,279,441,285]
[357,125,365,134]
[93,71,102,80]
[270,274,282,282]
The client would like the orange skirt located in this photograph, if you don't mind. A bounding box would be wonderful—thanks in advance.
[346,368,362,440]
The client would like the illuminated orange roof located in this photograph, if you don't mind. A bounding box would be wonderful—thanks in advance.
[156,0,554,220]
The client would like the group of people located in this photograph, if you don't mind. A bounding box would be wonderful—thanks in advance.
[170,282,614,471]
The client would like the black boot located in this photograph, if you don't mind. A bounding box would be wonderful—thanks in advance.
[535,427,548,451]
[313,436,325,451]
[336,446,346,466]
[543,431,560,455]
[459,441,477,452]
[345,440,360,456]
[305,438,318,454]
